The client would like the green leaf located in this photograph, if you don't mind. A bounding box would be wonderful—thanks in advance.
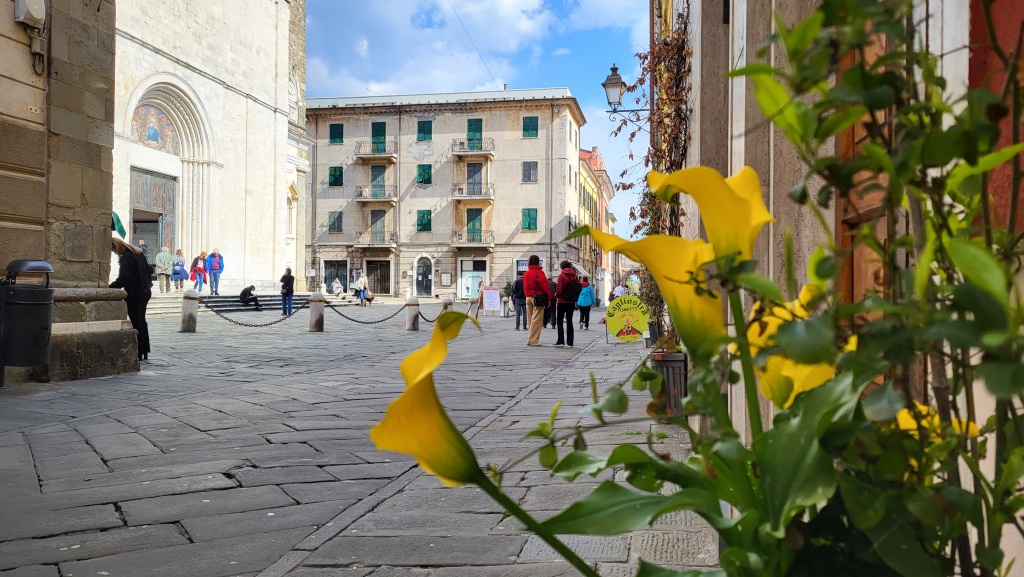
[751,74,802,143]
[539,480,718,535]
[607,444,653,466]
[947,141,1024,193]
[539,444,558,468]
[839,475,890,530]
[807,247,829,290]
[914,227,937,300]
[976,362,1024,398]
[816,106,867,141]
[947,237,1009,309]
[862,381,904,422]
[548,401,562,430]
[780,11,823,59]
[634,365,664,393]
[866,511,948,577]
[592,386,629,415]
[754,373,861,537]
[552,451,608,482]
[776,317,837,364]
[736,273,784,303]
[922,126,965,167]
[728,63,777,78]
[637,561,725,577]
[922,320,982,348]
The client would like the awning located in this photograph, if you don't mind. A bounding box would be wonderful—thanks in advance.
[111,211,126,238]
[568,261,592,279]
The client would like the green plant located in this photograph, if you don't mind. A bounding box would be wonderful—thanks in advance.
[372,1,1024,576]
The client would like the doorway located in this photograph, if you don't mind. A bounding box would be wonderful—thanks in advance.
[370,209,386,244]
[466,208,483,243]
[467,163,482,196]
[371,122,386,154]
[129,168,177,260]
[324,260,348,294]
[416,258,433,297]
[131,210,161,266]
[365,260,391,294]
[370,165,386,198]
[459,259,487,300]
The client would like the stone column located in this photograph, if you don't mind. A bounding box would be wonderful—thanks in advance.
[406,296,419,331]
[180,290,200,332]
[309,291,324,332]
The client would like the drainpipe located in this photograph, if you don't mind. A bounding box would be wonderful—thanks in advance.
[547,102,554,271]
[311,113,319,289]
[396,109,402,297]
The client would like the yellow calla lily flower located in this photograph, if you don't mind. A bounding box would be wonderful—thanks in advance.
[895,402,980,439]
[757,356,835,409]
[370,312,484,487]
[576,226,725,357]
[648,166,773,261]
[745,284,824,354]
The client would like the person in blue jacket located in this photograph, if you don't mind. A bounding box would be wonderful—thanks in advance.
[576,276,596,330]
[205,249,225,295]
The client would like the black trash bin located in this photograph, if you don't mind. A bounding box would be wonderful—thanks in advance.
[0,260,55,388]
[651,351,688,417]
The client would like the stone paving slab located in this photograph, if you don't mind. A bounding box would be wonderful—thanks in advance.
[518,535,630,564]
[0,566,59,577]
[59,527,314,577]
[0,524,188,570]
[13,473,236,511]
[304,536,529,567]
[39,459,246,493]
[346,511,505,536]
[281,480,388,504]
[0,504,123,541]
[181,500,352,541]
[236,466,337,487]
[121,485,296,525]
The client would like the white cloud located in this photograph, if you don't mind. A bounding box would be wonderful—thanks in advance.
[356,38,369,57]
[552,47,571,56]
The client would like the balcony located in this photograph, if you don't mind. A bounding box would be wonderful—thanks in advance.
[354,230,397,248]
[451,137,495,157]
[451,182,495,202]
[354,185,398,204]
[354,140,398,162]
[451,229,495,250]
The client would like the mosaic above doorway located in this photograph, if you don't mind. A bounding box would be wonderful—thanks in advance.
[130,104,179,155]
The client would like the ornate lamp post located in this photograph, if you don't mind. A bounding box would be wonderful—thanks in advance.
[601,64,648,125]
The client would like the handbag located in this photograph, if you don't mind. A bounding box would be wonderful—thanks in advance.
[280,287,288,295]
[531,274,549,307]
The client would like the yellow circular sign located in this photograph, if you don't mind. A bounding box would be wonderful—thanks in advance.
[605,296,650,342]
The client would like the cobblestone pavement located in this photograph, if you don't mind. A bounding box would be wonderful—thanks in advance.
[0,304,716,577]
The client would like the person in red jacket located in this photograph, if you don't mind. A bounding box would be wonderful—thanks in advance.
[522,254,551,346]
[554,260,580,347]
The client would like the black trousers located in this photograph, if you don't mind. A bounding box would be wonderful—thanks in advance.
[545,303,555,327]
[555,302,575,346]
[242,296,261,308]
[126,290,151,358]
[578,305,591,328]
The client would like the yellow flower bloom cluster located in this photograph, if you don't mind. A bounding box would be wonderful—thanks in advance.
[896,402,980,439]
[370,312,483,487]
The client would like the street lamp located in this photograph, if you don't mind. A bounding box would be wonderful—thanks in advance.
[601,64,648,125]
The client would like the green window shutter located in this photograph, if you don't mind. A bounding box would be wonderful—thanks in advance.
[417,210,432,232]
[467,118,482,150]
[523,116,538,138]
[417,120,432,141]
[328,211,343,233]
[329,123,344,144]
[522,208,537,231]
[328,166,344,187]
[416,164,432,184]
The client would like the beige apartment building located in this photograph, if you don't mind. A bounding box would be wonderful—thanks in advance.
[305,89,587,299]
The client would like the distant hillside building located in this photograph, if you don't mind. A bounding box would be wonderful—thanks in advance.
[305,88,589,299]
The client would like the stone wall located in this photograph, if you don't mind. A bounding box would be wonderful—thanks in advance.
[288,0,306,121]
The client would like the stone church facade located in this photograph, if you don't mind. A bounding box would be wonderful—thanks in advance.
[112,0,309,291]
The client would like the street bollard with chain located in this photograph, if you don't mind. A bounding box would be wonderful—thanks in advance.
[180,290,200,332]
[442,296,453,312]
[406,296,419,331]
[308,292,325,332]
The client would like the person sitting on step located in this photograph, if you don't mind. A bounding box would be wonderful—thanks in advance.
[239,285,262,311]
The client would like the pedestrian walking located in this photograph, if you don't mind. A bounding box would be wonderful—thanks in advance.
[352,272,368,306]
[191,251,208,293]
[110,237,152,360]
[613,282,627,299]
[154,246,173,293]
[239,285,262,310]
[136,238,149,258]
[171,249,188,292]
[577,276,595,330]
[205,248,225,295]
[512,271,528,331]
[554,261,581,348]
[280,267,295,316]
[523,255,551,346]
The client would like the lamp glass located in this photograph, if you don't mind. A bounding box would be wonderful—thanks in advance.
[602,65,626,109]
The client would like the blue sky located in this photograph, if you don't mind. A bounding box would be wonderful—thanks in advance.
[305,0,651,236]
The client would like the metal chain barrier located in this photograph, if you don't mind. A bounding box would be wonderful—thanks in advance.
[199,300,309,328]
[325,302,408,325]
[418,307,443,323]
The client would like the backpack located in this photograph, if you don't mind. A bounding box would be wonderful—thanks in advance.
[563,277,583,302]
[172,261,185,275]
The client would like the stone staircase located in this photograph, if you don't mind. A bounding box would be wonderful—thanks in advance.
[146,291,361,317]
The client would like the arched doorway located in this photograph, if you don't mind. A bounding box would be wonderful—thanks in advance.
[416,257,433,296]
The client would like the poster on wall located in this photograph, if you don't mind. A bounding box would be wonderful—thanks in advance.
[605,296,650,343]
[482,286,501,311]
[516,259,544,272]
[440,272,452,286]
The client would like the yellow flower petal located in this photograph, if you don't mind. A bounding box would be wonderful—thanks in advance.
[580,227,725,357]
[648,166,773,261]
[895,402,979,439]
[758,356,834,409]
[371,312,482,486]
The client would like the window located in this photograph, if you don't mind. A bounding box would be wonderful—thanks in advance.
[569,123,574,143]
[328,166,343,187]
[329,123,344,144]
[522,116,538,138]
[467,118,482,150]
[328,211,343,233]
[522,208,538,231]
[417,210,432,232]
[417,120,432,141]
[522,161,538,183]
[416,164,432,184]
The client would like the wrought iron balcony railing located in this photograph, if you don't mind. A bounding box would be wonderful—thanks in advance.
[355,230,397,245]
[355,185,398,200]
[354,140,398,156]
[450,182,495,198]
[451,137,495,154]
[451,229,495,244]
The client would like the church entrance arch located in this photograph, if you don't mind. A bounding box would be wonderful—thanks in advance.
[416,257,433,297]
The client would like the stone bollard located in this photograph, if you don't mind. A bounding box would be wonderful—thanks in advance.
[406,296,419,331]
[180,290,200,332]
[501,296,510,318]
[441,296,453,312]
[309,292,325,332]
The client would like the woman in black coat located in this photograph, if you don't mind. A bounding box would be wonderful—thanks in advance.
[110,237,153,360]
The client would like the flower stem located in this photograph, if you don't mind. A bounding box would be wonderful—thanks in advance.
[729,290,763,438]
[476,477,601,577]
